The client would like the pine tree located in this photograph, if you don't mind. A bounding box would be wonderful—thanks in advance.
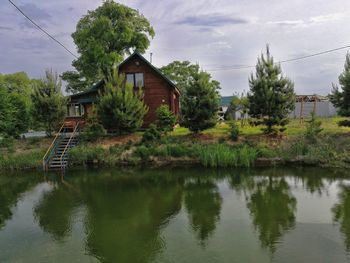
[330,53,350,125]
[248,46,295,134]
[156,105,176,134]
[96,70,148,134]
[31,69,66,136]
[181,71,220,133]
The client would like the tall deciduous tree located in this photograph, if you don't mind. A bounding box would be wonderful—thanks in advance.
[330,53,350,123]
[160,61,200,92]
[62,0,155,93]
[248,46,295,134]
[181,71,220,133]
[31,70,66,136]
[96,69,148,134]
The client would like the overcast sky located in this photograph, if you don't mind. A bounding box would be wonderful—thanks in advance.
[1,0,350,96]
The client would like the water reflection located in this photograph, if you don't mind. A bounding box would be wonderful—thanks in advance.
[246,176,296,253]
[0,172,41,229]
[184,177,222,245]
[332,183,350,251]
[3,167,350,262]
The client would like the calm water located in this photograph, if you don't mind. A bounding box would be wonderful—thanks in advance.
[1,167,350,263]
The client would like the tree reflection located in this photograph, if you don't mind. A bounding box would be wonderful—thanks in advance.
[332,184,350,251]
[246,177,296,253]
[184,178,222,245]
[83,175,183,263]
[0,173,40,229]
[33,182,79,241]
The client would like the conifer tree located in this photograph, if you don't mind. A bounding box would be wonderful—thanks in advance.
[330,53,350,126]
[248,46,295,134]
[181,71,220,133]
[96,70,148,134]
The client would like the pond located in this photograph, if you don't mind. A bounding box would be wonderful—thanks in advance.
[1,167,350,263]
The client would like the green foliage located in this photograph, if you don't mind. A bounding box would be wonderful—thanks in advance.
[338,120,350,127]
[156,105,176,134]
[248,45,295,134]
[198,144,257,168]
[181,71,220,133]
[68,145,105,165]
[142,124,161,143]
[62,0,155,93]
[0,150,44,170]
[229,121,240,141]
[225,95,240,120]
[97,70,148,134]
[330,53,350,117]
[0,72,32,137]
[80,108,106,142]
[160,61,200,92]
[305,112,323,141]
[31,69,66,137]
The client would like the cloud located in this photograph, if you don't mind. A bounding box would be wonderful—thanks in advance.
[18,3,52,28]
[309,13,344,23]
[267,20,304,27]
[176,13,250,27]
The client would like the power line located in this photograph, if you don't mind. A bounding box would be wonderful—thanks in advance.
[8,0,78,59]
[207,44,350,72]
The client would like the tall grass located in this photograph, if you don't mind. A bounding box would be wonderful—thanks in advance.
[198,144,257,168]
[0,150,44,170]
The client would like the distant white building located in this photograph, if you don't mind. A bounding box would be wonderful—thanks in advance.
[220,94,337,121]
[289,95,337,118]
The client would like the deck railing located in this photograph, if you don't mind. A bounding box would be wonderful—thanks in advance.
[59,122,80,169]
[42,123,66,171]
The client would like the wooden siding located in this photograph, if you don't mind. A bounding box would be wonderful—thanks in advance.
[119,56,176,127]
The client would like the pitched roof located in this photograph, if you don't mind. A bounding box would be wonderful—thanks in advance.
[220,96,233,107]
[69,51,180,100]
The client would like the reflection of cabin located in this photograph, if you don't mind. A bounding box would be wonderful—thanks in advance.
[288,95,337,119]
[67,51,180,128]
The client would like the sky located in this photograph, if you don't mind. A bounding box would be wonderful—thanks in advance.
[1,0,350,96]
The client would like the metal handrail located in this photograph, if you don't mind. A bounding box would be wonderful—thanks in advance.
[59,122,80,169]
[42,122,66,170]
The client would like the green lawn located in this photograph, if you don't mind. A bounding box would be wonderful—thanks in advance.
[171,117,350,137]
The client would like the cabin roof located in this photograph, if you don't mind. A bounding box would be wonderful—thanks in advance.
[69,52,180,102]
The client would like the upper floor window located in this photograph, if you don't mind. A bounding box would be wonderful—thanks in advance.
[126,73,144,87]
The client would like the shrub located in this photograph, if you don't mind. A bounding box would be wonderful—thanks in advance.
[229,121,240,141]
[80,114,106,142]
[338,119,350,127]
[97,70,148,134]
[305,112,323,141]
[142,124,161,143]
[156,105,176,134]
[68,145,105,165]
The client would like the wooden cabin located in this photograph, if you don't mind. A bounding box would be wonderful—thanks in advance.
[67,52,180,128]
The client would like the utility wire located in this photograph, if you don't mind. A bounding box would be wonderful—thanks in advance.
[8,0,350,73]
[207,44,350,71]
[8,0,78,59]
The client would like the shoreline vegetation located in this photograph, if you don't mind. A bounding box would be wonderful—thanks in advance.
[1,118,350,171]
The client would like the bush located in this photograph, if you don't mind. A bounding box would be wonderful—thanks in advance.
[156,105,176,134]
[142,124,161,143]
[305,112,323,141]
[80,118,106,142]
[68,145,105,165]
[229,121,240,141]
[338,119,350,127]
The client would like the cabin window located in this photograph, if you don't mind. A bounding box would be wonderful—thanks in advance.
[135,73,144,87]
[126,74,134,86]
[125,73,144,87]
[68,103,84,116]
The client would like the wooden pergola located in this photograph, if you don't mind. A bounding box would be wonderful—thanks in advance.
[296,94,329,123]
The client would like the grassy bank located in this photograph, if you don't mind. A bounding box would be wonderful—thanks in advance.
[1,117,350,170]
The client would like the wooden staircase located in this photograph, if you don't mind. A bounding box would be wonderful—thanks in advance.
[42,120,81,171]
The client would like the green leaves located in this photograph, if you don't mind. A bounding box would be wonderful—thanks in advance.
[181,71,220,133]
[31,69,66,137]
[96,70,148,134]
[248,46,295,134]
[330,53,350,117]
[62,0,154,93]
